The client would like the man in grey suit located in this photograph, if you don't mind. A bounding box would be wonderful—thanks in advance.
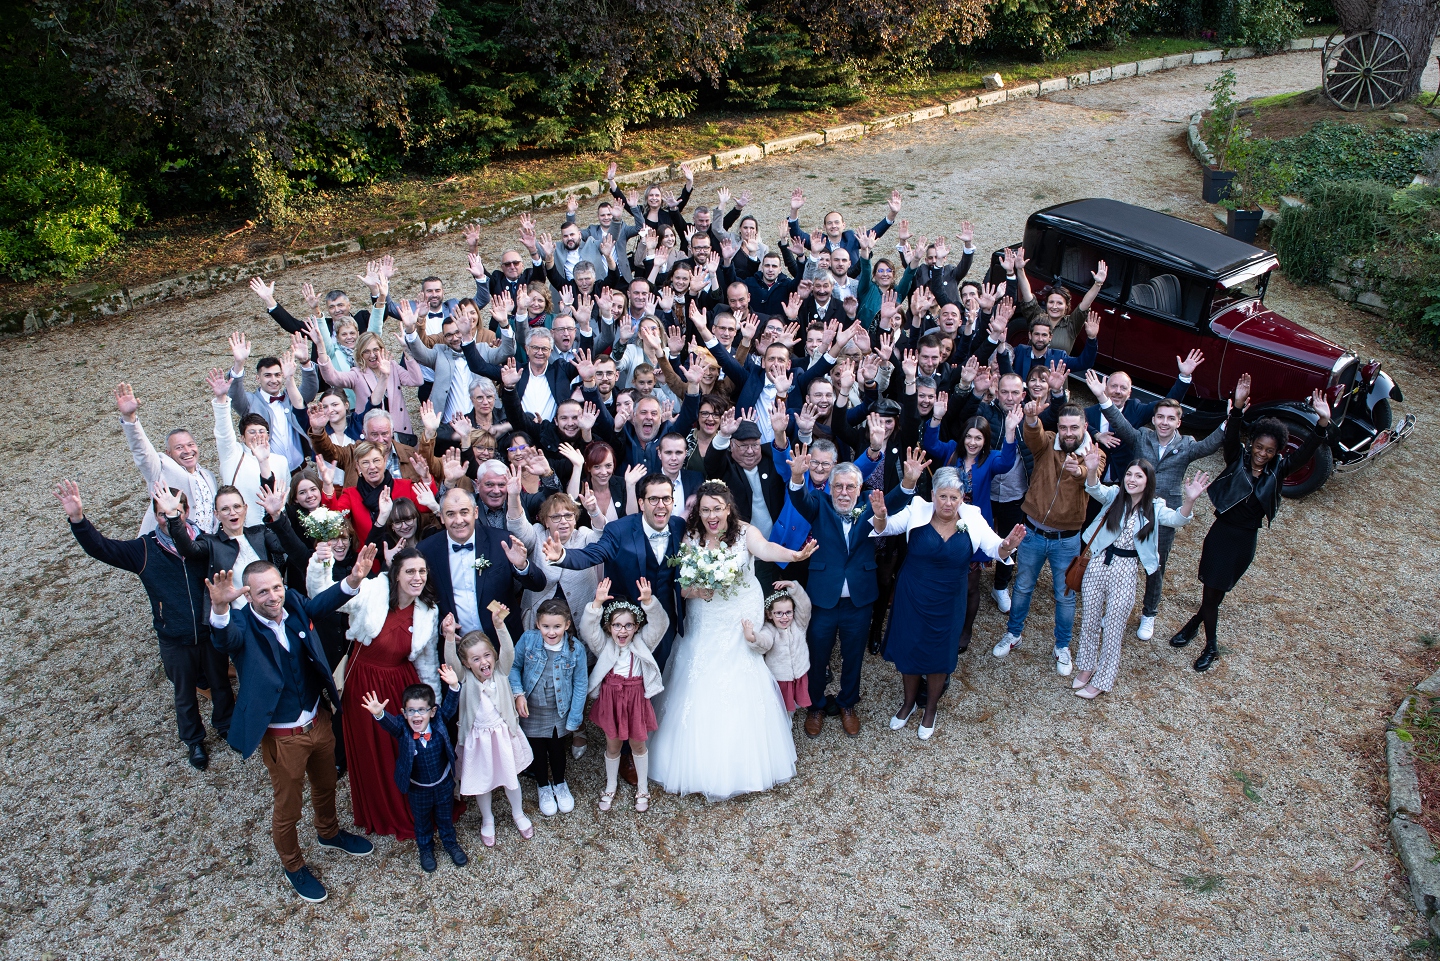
[226,335,320,473]
[114,382,220,535]
[1085,368,1227,642]
[564,193,638,282]
[401,304,515,422]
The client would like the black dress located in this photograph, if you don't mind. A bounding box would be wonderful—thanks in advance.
[1197,494,1264,592]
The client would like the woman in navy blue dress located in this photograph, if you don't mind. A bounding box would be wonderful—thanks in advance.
[870,462,1025,740]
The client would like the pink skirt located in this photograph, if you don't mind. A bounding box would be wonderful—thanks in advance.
[777,673,813,712]
[592,673,657,742]
[457,721,534,796]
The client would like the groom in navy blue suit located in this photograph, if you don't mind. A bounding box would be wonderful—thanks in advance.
[545,473,686,667]
[787,451,913,739]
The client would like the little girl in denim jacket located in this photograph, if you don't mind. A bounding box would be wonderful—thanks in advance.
[507,597,588,818]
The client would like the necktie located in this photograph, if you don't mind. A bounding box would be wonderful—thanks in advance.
[452,542,474,553]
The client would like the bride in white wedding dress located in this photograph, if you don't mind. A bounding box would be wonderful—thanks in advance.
[649,480,818,801]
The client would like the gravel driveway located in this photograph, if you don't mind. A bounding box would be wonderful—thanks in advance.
[4,48,1439,960]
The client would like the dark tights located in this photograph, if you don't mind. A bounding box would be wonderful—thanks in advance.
[1182,586,1227,646]
[899,673,948,727]
[526,733,573,786]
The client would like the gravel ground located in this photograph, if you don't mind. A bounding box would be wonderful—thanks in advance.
[5,49,1440,961]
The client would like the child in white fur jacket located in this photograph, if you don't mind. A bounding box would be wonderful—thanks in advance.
[742,580,813,713]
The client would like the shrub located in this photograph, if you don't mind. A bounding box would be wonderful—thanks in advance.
[0,109,141,280]
[724,22,864,110]
[1219,0,1300,52]
[1266,122,1440,194]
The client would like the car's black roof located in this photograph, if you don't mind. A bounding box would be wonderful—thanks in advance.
[1028,199,1276,278]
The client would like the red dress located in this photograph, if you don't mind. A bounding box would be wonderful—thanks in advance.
[341,606,423,839]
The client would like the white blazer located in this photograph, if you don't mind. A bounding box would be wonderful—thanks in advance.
[871,496,1013,564]
[307,556,441,698]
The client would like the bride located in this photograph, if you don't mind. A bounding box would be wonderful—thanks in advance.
[649,480,818,801]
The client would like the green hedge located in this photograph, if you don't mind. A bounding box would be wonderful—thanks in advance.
[0,110,141,281]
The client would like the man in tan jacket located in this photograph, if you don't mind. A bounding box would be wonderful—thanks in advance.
[992,398,1104,677]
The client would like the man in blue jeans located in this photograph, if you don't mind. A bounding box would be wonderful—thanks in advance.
[992,400,1102,676]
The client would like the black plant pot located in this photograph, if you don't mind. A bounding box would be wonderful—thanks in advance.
[1203,166,1236,203]
[1226,207,1264,243]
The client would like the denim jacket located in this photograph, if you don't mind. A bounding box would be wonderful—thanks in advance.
[507,629,588,732]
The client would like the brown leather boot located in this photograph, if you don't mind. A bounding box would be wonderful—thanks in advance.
[803,710,824,738]
[840,708,860,737]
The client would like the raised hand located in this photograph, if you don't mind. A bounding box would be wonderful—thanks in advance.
[957,221,974,247]
[54,479,84,522]
[500,535,530,570]
[228,331,251,368]
[1233,372,1252,411]
[1082,446,1103,476]
[257,482,286,520]
[932,389,950,422]
[791,538,819,563]
[978,281,1000,311]
[790,187,805,215]
[1046,360,1069,395]
[360,691,389,719]
[499,359,522,389]
[1084,310,1101,340]
[249,277,278,310]
[998,523,1026,558]
[795,402,819,435]
[1092,260,1108,286]
[718,407,740,437]
[206,571,249,612]
[1309,388,1331,426]
[206,367,231,400]
[438,663,459,690]
[1183,470,1212,503]
[541,534,565,563]
[347,542,379,585]
[1177,349,1204,378]
[636,577,653,605]
[1023,398,1042,423]
[888,188,903,219]
[959,354,980,388]
[789,444,811,483]
[593,576,612,607]
[868,489,888,530]
[902,445,932,487]
[1084,367,1107,400]
[114,382,140,420]
[1004,402,1024,434]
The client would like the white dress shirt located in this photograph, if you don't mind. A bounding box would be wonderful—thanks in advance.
[642,516,670,563]
[521,370,557,420]
[230,536,261,609]
[744,466,773,538]
[448,531,482,634]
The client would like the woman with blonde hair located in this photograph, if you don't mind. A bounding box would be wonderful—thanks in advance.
[309,323,425,432]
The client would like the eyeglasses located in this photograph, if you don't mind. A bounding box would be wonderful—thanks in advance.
[508,445,529,454]
[548,511,576,521]
[699,506,727,516]
[698,411,719,419]
[643,495,674,505]
[502,260,523,267]
[402,707,433,717]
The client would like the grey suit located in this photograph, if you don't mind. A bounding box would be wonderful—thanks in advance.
[403,331,515,419]
[565,214,638,281]
[227,365,319,472]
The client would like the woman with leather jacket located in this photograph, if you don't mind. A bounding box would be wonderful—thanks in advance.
[1171,374,1331,671]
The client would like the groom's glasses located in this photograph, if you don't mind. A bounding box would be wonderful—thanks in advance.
[643,495,673,506]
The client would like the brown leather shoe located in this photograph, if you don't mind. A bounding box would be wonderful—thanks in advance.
[840,708,860,737]
[620,750,638,786]
[803,710,824,738]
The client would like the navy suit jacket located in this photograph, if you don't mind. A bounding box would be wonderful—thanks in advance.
[210,582,353,758]
[419,525,547,645]
[1002,339,1098,380]
[554,512,687,665]
[708,338,834,415]
[1085,376,1190,480]
[377,685,459,795]
[788,483,913,608]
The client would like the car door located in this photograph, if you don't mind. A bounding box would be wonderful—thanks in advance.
[1053,238,1128,360]
[1104,261,1216,401]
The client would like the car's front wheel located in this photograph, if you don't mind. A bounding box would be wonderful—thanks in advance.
[1280,422,1335,498]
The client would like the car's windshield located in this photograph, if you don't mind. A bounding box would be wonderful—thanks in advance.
[1212,268,1270,312]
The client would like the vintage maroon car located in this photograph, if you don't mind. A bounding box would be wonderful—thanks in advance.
[1003,198,1414,496]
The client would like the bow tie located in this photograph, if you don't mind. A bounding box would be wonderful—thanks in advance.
[648,530,669,540]
[413,731,431,744]
[266,394,284,404]
[452,542,474,553]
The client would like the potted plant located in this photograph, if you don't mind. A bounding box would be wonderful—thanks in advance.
[1201,69,1240,203]
[1221,139,1293,243]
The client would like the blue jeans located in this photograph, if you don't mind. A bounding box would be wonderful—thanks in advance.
[1005,529,1081,649]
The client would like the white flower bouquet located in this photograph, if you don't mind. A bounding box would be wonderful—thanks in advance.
[300,506,350,542]
[668,542,746,598]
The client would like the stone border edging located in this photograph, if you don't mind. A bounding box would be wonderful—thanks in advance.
[1,37,1331,338]
[1389,669,1440,941]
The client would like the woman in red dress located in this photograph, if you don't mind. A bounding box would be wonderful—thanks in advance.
[318,441,437,544]
[310,546,441,839]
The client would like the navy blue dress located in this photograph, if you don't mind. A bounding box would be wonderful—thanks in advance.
[884,524,975,675]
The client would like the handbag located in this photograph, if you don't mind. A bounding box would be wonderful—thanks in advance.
[1063,522,1105,596]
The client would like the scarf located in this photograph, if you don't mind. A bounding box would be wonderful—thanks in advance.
[355,474,393,519]
[154,520,197,559]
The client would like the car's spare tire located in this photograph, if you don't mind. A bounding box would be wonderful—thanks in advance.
[1280,420,1335,498]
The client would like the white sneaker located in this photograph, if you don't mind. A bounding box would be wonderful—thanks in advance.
[552,781,575,814]
[537,785,558,817]
[1055,646,1073,677]
[1136,615,1155,641]
[992,633,1022,658]
[991,587,1012,613]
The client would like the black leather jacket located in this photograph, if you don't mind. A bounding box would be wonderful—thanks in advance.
[1208,409,1329,524]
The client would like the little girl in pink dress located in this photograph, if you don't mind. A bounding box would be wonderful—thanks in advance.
[444,604,534,846]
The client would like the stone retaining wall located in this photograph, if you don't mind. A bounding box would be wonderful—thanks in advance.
[1389,671,1440,939]
[3,37,1331,338]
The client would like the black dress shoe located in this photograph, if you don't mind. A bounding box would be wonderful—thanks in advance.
[823,700,842,717]
[188,742,209,770]
[1169,628,1195,648]
[1193,642,1218,672]
[867,635,882,656]
[419,848,438,873]
[445,844,468,867]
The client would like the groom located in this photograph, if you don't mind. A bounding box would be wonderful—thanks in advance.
[543,473,686,668]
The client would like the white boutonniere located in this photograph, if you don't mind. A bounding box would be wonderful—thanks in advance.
[472,556,491,572]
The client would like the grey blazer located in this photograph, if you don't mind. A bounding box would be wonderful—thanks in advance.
[1102,405,1227,505]
[228,365,319,470]
[403,331,515,418]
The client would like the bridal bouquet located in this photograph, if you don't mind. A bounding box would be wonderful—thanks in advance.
[300,506,350,546]
[668,543,746,599]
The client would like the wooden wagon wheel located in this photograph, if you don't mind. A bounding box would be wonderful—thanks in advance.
[1322,31,1410,111]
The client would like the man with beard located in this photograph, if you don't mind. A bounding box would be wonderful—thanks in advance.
[992,401,1104,678]
[563,194,639,282]
[544,221,609,289]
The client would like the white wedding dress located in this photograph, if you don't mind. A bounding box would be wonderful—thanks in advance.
[648,532,798,801]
